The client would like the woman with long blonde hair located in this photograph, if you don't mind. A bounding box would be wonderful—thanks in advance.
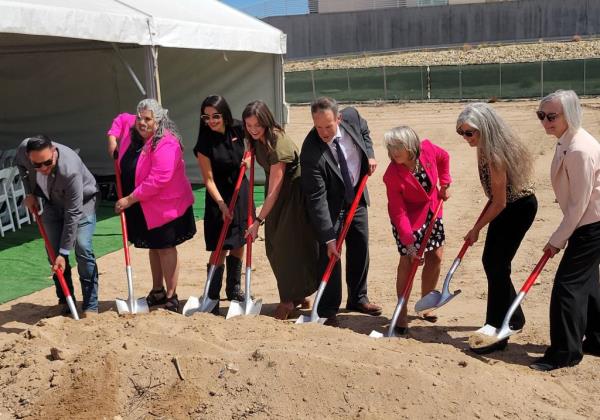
[456,102,537,354]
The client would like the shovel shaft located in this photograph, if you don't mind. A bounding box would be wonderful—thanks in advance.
[113,156,132,266]
[387,296,406,337]
[32,208,79,320]
[321,175,369,285]
[308,280,328,322]
[520,250,551,294]
[210,151,251,266]
[246,153,254,268]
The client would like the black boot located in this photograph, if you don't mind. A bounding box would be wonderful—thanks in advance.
[225,255,244,301]
[207,264,224,315]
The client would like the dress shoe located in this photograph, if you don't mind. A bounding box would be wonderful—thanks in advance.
[293,298,311,310]
[529,358,563,372]
[273,302,295,320]
[81,310,99,319]
[324,315,340,327]
[469,337,508,355]
[420,313,438,323]
[346,302,382,316]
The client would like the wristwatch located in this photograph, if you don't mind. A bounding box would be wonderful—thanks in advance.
[256,216,265,226]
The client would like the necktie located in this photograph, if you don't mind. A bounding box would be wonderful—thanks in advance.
[333,138,355,204]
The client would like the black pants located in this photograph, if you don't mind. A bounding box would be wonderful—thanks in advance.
[482,194,537,329]
[543,221,600,366]
[317,203,369,318]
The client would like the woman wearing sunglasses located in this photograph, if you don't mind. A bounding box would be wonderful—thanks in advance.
[243,100,319,320]
[529,90,600,372]
[456,103,537,354]
[194,95,249,314]
[108,99,196,313]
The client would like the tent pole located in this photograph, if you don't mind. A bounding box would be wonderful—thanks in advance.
[111,43,146,97]
[274,54,287,125]
[144,46,161,103]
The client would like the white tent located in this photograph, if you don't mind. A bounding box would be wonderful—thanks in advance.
[0,0,287,180]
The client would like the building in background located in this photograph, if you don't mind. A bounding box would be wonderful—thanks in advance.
[312,0,516,13]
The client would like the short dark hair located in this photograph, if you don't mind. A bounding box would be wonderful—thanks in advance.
[26,134,53,153]
[311,96,338,116]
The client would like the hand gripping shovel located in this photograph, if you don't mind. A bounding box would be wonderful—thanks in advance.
[472,250,551,345]
[415,201,491,314]
[296,174,369,325]
[183,151,251,317]
[370,200,443,338]
[33,208,79,320]
[226,153,263,319]
[113,155,149,315]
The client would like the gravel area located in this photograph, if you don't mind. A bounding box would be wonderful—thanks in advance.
[284,38,600,72]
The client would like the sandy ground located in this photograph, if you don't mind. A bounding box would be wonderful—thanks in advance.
[1,99,600,419]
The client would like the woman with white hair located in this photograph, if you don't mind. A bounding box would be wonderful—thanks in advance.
[456,103,537,354]
[382,126,451,334]
[530,90,600,371]
[107,99,196,313]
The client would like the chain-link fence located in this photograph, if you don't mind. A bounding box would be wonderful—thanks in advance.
[285,59,600,103]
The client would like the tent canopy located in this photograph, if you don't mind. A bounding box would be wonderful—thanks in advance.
[0,0,286,182]
[0,0,286,54]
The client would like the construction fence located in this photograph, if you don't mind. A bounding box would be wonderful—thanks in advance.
[284,58,600,103]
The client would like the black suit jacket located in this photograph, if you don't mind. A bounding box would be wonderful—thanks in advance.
[300,107,375,244]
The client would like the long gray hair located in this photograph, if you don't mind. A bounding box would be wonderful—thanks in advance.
[136,99,183,151]
[456,103,533,192]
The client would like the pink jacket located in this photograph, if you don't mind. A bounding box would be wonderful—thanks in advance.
[383,139,451,246]
[108,113,194,230]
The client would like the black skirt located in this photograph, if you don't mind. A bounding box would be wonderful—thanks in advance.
[125,204,196,249]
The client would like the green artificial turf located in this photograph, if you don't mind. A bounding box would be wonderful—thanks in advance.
[0,186,264,304]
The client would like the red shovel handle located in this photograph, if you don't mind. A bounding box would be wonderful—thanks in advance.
[456,200,492,259]
[321,174,369,284]
[210,150,251,266]
[520,250,551,294]
[113,155,131,266]
[32,208,74,300]
[246,152,255,268]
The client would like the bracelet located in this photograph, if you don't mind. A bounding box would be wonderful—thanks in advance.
[256,217,265,226]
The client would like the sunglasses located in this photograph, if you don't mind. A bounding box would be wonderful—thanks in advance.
[201,113,223,122]
[536,111,560,122]
[456,128,477,137]
[31,158,53,169]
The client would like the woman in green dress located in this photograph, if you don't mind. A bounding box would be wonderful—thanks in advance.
[243,100,319,320]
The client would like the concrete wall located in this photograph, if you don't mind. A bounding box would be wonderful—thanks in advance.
[265,0,600,59]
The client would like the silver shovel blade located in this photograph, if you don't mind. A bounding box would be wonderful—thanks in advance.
[115,297,150,315]
[477,323,520,341]
[295,314,326,324]
[226,298,263,319]
[415,291,443,313]
[182,295,218,317]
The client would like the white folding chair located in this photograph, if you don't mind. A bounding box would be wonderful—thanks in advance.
[1,149,16,169]
[7,166,31,228]
[0,168,16,237]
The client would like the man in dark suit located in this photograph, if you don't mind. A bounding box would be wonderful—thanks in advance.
[300,96,382,325]
[16,135,100,317]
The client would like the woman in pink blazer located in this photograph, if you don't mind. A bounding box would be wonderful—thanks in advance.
[382,126,451,334]
[530,90,600,371]
[107,99,196,313]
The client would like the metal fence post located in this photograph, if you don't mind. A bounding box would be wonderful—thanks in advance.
[420,66,424,100]
[346,68,351,95]
[499,62,502,99]
[311,70,316,99]
[383,66,388,100]
[459,64,463,100]
[426,65,431,100]
[583,59,587,96]
[540,60,544,98]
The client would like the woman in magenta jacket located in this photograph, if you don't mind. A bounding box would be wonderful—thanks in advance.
[107,99,196,313]
[382,126,451,334]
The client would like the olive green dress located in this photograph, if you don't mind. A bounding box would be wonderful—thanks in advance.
[255,132,319,301]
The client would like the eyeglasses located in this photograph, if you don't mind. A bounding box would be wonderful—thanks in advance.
[31,158,53,169]
[201,113,223,122]
[456,128,478,137]
[536,111,561,122]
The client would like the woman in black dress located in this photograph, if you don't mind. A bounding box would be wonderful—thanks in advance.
[194,95,248,314]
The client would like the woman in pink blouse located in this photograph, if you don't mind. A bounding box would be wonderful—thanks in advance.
[530,90,600,371]
[107,99,196,313]
[382,126,451,334]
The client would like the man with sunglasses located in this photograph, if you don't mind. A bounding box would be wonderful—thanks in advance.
[16,135,100,317]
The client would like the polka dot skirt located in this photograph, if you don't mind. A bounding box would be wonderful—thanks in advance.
[392,211,445,256]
